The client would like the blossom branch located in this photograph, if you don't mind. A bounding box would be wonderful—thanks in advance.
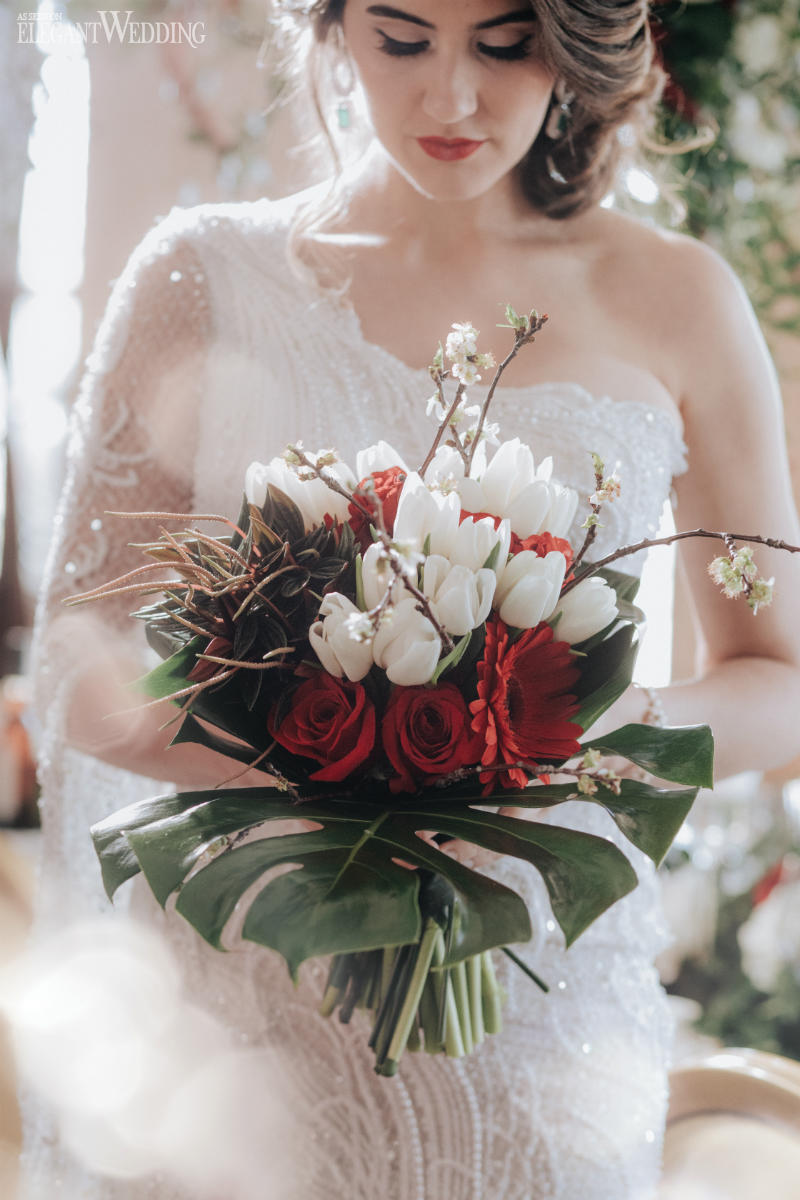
[561,528,800,598]
[466,309,548,473]
[419,372,466,476]
[571,461,604,574]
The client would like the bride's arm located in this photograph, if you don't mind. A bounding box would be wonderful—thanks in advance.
[610,237,800,780]
[33,214,263,790]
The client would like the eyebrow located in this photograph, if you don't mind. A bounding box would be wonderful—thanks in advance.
[365,6,536,32]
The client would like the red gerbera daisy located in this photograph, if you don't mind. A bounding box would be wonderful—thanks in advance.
[469,617,583,791]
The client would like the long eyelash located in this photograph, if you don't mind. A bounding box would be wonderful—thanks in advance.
[479,36,534,62]
[378,32,429,57]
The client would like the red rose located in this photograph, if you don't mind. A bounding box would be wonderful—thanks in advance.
[382,683,483,793]
[460,509,573,566]
[470,617,583,791]
[349,466,407,552]
[269,674,376,782]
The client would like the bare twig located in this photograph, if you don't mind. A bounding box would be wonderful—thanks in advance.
[466,313,548,472]
[419,372,465,476]
[571,458,604,574]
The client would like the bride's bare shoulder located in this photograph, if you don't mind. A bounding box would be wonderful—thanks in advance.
[585,208,748,316]
[580,206,757,395]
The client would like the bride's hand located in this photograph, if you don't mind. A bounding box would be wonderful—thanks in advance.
[413,806,530,872]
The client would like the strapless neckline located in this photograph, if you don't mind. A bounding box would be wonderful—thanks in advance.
[332,295,686,450]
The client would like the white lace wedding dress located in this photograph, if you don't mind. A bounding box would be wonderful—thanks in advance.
[25,197,688,1200]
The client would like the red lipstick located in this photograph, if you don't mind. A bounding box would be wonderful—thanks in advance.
[417,137,486,161]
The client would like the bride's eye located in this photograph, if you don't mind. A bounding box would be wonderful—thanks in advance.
[377,31,429,57]
[478,35,534,62]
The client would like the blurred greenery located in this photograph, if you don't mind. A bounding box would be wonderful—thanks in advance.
[652,0,800,338]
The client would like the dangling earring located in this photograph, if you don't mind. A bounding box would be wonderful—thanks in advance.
[545,80,575,140]
[332,53,356,131]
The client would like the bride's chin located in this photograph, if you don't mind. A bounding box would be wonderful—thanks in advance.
[380,151,508,207]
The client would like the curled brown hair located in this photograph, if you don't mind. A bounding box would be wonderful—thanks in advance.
[283,0,663,219]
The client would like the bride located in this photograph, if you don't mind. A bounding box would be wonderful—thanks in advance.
[26,0,800,1197]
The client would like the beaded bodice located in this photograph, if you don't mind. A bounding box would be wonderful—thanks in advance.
[25,198,686,1200]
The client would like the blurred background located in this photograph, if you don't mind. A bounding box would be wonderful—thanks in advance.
[0,0,799,1191]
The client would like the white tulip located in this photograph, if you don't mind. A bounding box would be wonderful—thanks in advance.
[423,445,466,489]
[244,456,356,530]
[422,555,496,636]
[503,480,554,540]
[451,439,578,542]
[542,484,580,539]
[393,472,461,556]
[301,457,357,527]
[495,550,567,629]
[361,543,395,611]
[372,598,442,686]
[308,594,374,681]
[550,576,618,645]
[244,461,272,508]
[355,441,408,479]
[479,438,537,512]
[448,515,511,574]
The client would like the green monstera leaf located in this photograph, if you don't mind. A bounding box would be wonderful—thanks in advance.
[90,729,709,981]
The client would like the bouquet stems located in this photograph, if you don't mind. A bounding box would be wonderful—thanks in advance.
[320,933,507,1075]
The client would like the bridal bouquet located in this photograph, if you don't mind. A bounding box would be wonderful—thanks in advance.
[80,308,781,1076]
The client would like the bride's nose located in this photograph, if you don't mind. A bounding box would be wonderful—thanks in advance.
[421,57,479,125]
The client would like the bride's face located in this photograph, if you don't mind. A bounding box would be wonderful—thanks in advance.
[340,0,556,203]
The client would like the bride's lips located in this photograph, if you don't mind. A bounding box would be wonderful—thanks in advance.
[417,137,486,162]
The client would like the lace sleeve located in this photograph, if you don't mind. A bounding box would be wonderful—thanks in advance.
[29,208,213,922]
[19,213,221,1195]
[32,211,212,721]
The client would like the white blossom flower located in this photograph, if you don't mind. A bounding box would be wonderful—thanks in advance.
[309,594,374,681]
[446,322,478,361]
[422,555,496,635]
[426,394,448,421]
[590,473,622,506]
[343,612,375,643]
[371,597,442,685]
[494,550,567,629]
[708,546,774,611]
[452,360,481,386]
[550,576,618,644]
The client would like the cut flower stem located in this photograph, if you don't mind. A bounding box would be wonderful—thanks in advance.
[320,928,513,1074]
